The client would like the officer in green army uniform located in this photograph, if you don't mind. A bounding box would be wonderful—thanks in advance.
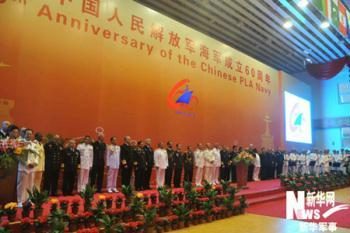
[183,145,194,184]
[43,135,63,196]
[62,139,80,196]
[165,141,175,187]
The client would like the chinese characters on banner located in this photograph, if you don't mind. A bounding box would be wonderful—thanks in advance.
[1,0,275,96]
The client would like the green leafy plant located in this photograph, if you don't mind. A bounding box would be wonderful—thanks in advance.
[172,204,190,221]
[98,214,124,233]
[227,186,237,199]
[0,227,11,233]
[220,180,229,194]
[79,185,96,211]
[143,207,157,228]
[239,196,248,213]
[130,195,145,220]
[121,185,133,202]
[27,186,49,210]
[202,200,214,215]
[158,187,174,208]
[223,197,234,211]
[203,180,212,192]
[183,181,192,194]
[48,209,68,233]
[186,189,200,208]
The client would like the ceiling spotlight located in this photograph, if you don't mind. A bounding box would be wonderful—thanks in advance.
[320,21,330,29]
[283,21,293,29]
[305,58,312,63]
[297,0,309,8]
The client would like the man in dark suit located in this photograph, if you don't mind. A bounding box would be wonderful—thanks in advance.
[173,144,184,188]
[90,134,106,193]
[165,141,175,187]
[220,146,231,181]
[230,146,239,182]
[183,146,194,184]
[120,136,133,186]
[62,140,80,196]
[143,138,154,190]
[259,148,268,180]
[274,147,285,178]
[43,135,63,196]
[134,141,146,191]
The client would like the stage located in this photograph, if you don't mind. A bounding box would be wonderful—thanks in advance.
[11,179,285,220]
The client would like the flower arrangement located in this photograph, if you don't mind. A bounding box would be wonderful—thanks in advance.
[4,202,17,222]
[233,151,255,165]
[71,198,80,214]
[0,139,26,175]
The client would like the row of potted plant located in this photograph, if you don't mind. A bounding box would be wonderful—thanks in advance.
[280,171,350,192]
[0,180,248,233]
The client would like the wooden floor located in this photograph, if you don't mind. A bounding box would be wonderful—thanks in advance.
[173,187,350,233]
[172,213,350,233]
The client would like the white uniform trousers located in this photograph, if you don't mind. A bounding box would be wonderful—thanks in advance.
[156,168,165,188]
[213,167,220,184]
[17,170,35,204]
[107,168,119,190]
[33,171,43,191]
[204,166,214,184]
[78,168,90,192]
[282,162,288,176]
[253,166,261,181]
[195,167,204,186]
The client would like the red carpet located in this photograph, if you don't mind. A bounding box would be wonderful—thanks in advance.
[247,198,350,228]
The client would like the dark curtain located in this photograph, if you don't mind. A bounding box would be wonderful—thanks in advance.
[306,56,350,80]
